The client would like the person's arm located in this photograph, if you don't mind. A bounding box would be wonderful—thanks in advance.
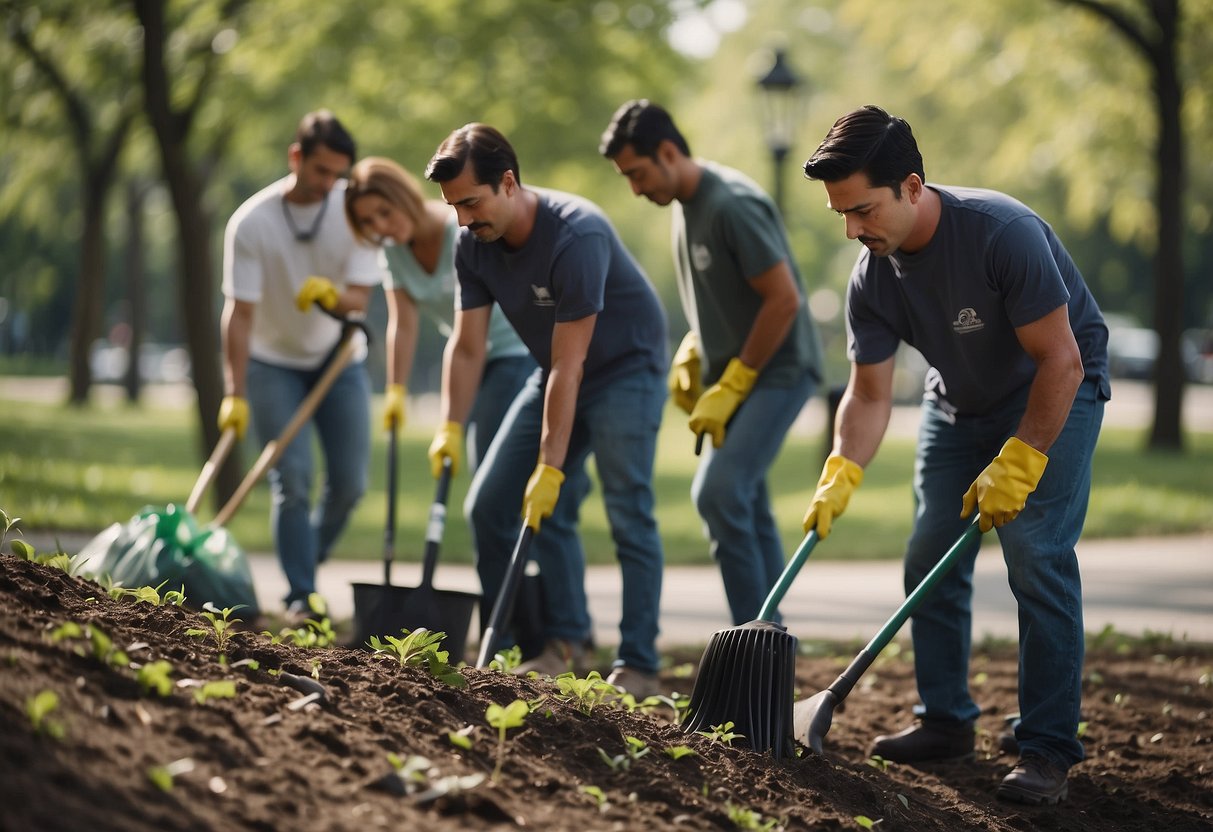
[221,298,255,398]
[440,305,490,426]
[385,288,421,387]
[833,356,895,467]
[736,260,801,371]
[1009,305,1084,452]
[539,315,595,469]
[333,284,372,316]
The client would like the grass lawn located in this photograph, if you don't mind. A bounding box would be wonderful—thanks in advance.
[0,393,1210,565]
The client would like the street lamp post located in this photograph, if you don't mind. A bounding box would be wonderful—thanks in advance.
[755,48,803,217]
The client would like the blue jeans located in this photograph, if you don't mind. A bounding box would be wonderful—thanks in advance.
[466,369,666,673]
[247,356,370,607]
[905,379,1104,770]
[466,355,538,474]
[692,371,816,625]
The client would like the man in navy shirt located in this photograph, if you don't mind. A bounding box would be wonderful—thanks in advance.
[425,124,669,698]
[799,106,1109,806]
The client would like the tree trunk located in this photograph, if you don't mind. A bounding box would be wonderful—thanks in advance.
[123,180,147,404]
[66,179,107,406]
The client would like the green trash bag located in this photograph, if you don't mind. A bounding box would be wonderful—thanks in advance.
[77,503,260,615]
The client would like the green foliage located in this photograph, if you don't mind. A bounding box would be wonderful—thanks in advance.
[488,644,524,672]
[596,735,651,773]
[136,660,175,697]
[109,580,187,608]
[447,724,476,751]
[367,628,467,689]
[49,620,129,669]
[854,817,883,830]
[185,603,244,662]
[192,680,236,704]
[580,784,610,812]
[698,721,745,746]
[25,690,65,739]
[553,670,617,715]
[725,801,782,831]
[664,744,698,760]
[485,699,529,783]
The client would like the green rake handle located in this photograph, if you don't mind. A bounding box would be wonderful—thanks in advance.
[756,529,820,622]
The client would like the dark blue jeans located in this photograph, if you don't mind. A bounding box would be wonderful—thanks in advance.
[905,379,1104,769]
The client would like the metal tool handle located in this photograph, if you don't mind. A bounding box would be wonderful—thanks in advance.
[475,525,534,669]
[757,529,819,622]
[382,425,398,586]
[419,459,453,590]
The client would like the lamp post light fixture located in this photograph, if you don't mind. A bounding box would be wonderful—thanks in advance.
[755,47,803,217]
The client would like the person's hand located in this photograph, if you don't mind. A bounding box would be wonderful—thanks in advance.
[668,331,703,414]
[427,421,463,479]
[295,275,339,312]
[217,396,249,440]
[802,453,864,539]
[688,358,757,449]
[961,437,1048,532]
[523,463,564,532]
[383,383,406,433]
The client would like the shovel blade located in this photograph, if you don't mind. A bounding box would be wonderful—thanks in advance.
[683,620,798,758]
[793,689,840,755]
[350,582,479,662]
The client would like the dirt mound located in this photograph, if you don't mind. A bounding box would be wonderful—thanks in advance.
[1,555,1210,831]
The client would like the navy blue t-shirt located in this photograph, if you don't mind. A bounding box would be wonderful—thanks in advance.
[846,185,1110,416]
[454,187,668,396]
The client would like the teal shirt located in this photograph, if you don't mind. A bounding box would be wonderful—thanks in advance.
[382,213,527,361]
[672,162,822,386]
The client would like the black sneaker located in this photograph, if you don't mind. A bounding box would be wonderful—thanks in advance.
[869,720,975,763]
[997,754,1069,805]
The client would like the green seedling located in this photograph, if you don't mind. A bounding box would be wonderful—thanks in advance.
[554,671,616,715]
[485,699,529,783]
[49,621,129,669]
[448,724,476,751]
[854,816,883,829]
[647,692,692,724]
[698,721,744,746]
[192,679,237,704]
[26,690,65,739]
[136,661,175,697]
[383,753,485,803]
[109,580,185,607]
[186,603,245,664]
[597,735,651,773]
[146,758,194,792]
[663,745,697,760]
[725,801,781,831]
[865,755,890,772]
[488,644,523,672]
[368,628,466,688]
[1,508,20,550]
[580,785,610,813]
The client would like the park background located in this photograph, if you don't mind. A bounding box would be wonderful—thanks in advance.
[1,0,1211,565]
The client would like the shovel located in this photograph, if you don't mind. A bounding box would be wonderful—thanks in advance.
[350,451,479,657]
[683,529,820,758]
[795,519,983,754]
[475,525,536,669]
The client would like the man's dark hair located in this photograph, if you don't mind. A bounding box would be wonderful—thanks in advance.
[425,123,520,192]
[598,99,691,160]
[802,105,924,198]
[295,109,356,162]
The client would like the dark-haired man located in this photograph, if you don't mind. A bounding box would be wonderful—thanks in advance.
[425,123,669,698]
[220,110,383,622]
[600,99,822,625]
[799,104,1110,805]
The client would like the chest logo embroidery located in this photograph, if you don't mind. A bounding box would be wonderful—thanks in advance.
[530,285,555,307]
[691,242,712,271]
[952,307,984,334]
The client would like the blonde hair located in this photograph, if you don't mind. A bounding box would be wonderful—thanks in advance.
[344,156,426,244]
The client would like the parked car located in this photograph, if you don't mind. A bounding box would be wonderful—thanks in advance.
[1104,322,1213,384]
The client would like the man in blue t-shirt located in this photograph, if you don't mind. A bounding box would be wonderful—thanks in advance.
[799,106,1109,806]
[424,123,669,698]
[600,100,823,626]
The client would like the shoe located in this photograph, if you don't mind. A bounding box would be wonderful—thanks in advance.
[870,720,976,763]
[997,754,1069,805]
[284,598,323,628]
[606,666,660,699]
[513,639,586,679]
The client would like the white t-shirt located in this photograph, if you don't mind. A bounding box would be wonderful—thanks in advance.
[223,177,384,369]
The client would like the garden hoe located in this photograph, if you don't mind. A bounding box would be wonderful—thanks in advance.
[795,519,983,754]
[683,529,820,758]
[350,451,479,658]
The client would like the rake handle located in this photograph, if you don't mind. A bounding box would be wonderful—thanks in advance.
[756,530,819,622]
[185,428,237,513]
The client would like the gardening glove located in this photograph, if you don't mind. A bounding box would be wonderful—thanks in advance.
[295,275,339,312]
[217,395,249,440]
[961,436,1049,533]
[523,463,564,532]
[688,357,757,449]
[801,453,864,539]
[427,421,463,479]
[668,331,703,414]
[382,383,406,433]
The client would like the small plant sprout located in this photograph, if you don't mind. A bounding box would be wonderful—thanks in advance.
[146,758,194,793]
[186,603,245,664]
[191,680,237,705]
[866,755,890,772]
[136,661,175,697]
[580,785,610,813]
[488,644,523,672]
[0,508,20,550]
[554,671,617,715]
[485,700,529,783]
[663,745,697,761]
[447,724,476,751]
[854,816,883,830]
[725,801,781,831]
[26,690,65,739]
[597,735,651,773]
[698,721,744,746]
[367,628,467,688]
[896,794,909,810]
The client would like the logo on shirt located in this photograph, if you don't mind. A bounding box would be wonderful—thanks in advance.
[530,285,555,307]
[952,307,984,334]
[691,243,712,271]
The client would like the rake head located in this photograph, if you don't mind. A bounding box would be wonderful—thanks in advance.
[682,620,798,758]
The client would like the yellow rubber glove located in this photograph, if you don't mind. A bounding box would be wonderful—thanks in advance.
[382,383,406,433]
[217,396,249,440]
[688,357,758,449]
[295,275,339,312]
[427,421,463,479]
[961,437,1049,532]
[523,463,565,532]
[801,453,864,539]
[668,331,703,415]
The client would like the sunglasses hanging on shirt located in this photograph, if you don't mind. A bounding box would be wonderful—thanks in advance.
[281,192,329,241]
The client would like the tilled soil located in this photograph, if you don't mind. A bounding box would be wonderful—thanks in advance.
[1,554,1210,832]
